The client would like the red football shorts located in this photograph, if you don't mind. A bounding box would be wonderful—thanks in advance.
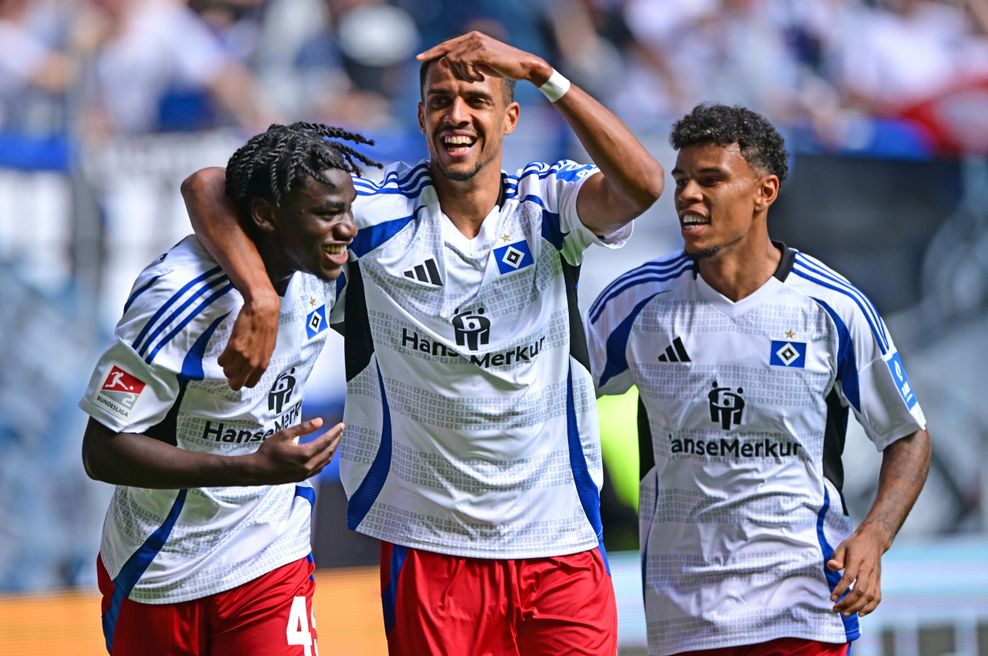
[674,637,853,656]
[97,555,318,655]
[380,542,618,655]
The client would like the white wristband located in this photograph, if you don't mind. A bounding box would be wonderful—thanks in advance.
[539,69,571,103]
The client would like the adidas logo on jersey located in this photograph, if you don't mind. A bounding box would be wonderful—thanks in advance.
[658,337,691,363]
[403,258,442,286]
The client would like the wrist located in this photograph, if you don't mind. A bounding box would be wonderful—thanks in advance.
[538,68,571,103]
[243,287,280,313]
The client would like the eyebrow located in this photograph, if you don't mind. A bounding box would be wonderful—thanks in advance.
[312,200,348,211]
[671,166,728,176]
[426,88,495,102]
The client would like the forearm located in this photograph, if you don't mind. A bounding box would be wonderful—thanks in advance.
[181,167,277,306]
[858,428,932,548]
[546,74,665,231]
[83,420,257,488]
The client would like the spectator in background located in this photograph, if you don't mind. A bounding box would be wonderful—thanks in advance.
[188,0,269,65]
[618,0,826,123]
[73,0,278,136]
[294,0,419,129]
[0,0,75,133]
[824,0,988,155]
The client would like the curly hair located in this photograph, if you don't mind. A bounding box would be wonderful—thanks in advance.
[225,122,381,218]
[670,104,789,182]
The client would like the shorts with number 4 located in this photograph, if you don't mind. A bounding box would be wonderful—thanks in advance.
[97,555,318,655]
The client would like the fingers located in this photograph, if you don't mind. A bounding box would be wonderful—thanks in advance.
[218,344,268,390]
[269,417,325,442]
[302,423,345,475]
[833,567,882,617]
[830,550,883,617]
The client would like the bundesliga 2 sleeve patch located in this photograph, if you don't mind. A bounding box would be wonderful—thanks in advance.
[95,365,147,420]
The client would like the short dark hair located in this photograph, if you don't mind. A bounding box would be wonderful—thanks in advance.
[225,122,380,219]
[418,57,516,105]
[670,104,789,182]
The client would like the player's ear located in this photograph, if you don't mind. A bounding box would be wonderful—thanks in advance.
[754,174,779,212]
[417,102,426,134]
[503,101,520,136]
[251,197,277,233]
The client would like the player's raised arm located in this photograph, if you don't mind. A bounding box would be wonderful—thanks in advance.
[181,167,280,390]
[417,31,664,235]
[82,417,343,488]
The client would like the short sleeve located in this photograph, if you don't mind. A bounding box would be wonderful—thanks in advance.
[78,339,182,434]
[586,274,659,397]
[521,160,631,266]
[827,298,927,451]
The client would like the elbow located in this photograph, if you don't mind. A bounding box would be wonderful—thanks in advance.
[82,441,105,482]
[639,173,665,208]
[624,175,664,217]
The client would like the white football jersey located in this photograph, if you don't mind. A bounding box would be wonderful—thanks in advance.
[79,236,340,604]
[587,246,926,654]
[337,160,630,558]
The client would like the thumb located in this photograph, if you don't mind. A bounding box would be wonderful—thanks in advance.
[827,543,847,571]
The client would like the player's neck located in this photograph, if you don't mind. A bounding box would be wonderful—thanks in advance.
[255,240,292,296]
[697,237,781,303]
[432,163,503,239]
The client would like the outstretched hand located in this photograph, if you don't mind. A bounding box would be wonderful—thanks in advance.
[247,418,344,485]
[219,294,280,390]
[826,523,890,617]
[416,31,550,86]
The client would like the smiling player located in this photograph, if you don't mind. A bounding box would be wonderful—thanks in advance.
[181,31,664,655]
[587,104,931,656]
[80,122,377,655]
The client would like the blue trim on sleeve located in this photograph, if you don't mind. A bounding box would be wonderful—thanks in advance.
[349,213,416,258]
[144,282,235,364]
[102,489,188,654]
[179,313,228,380]
[540,208,567,251]
[123,275,161,313]
[597,293,661,389]
[811,297,861,412]
[346,363,393,529]
[794,254,888,354]
[589,255,691,324]
[131,266,224,353]
[353,162,430,197]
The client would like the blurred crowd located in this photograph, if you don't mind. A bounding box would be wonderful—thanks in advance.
[2,0,988,159]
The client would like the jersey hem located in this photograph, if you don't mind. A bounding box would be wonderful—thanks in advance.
[357,528,600,560]
[650,627,858,656]
[121,545,312,605]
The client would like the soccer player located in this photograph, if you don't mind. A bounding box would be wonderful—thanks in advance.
[587,104,931,656]
[80,122,377,655]
[180,31,664,655]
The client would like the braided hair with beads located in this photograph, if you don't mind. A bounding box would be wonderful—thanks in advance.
[225,122,381,220]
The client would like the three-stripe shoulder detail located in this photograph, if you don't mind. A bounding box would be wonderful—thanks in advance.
[589,253,692,324]
[791,253,889,354]
[130,266,235,364]
[353,163,431,198]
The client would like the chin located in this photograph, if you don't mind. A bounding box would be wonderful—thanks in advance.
[438,163,481,182]
[685,244,720,260]
[313,267,343,282]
